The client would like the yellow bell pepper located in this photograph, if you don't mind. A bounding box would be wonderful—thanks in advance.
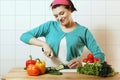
[35,58,46,75]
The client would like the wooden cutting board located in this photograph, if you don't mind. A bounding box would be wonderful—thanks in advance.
[2,67,120,80]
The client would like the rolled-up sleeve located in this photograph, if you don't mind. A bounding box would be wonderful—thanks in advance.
[85,29,105,62]
[20,21,51,44]
[20,32,35,44]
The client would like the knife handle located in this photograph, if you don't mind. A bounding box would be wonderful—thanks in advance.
[42,48,51,57]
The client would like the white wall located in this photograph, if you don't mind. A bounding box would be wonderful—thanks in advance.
[1,0,120,78]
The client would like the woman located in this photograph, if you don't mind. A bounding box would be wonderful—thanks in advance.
[20,0,105,69]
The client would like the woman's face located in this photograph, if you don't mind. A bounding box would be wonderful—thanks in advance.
[52,5,72,26]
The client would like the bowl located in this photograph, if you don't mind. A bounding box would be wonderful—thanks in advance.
[82,62,94,66]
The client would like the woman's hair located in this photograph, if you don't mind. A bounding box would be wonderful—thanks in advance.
[50,0,77,12]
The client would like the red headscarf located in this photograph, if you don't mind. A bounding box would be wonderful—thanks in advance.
[51,0,71,7]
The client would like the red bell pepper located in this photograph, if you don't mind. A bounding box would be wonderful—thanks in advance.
[27,64,40,76]
[26,55,36,68]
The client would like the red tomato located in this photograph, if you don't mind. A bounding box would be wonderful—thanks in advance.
[82,58,88,63]
[87,53,94,60]
[94,57,100,62]
[87,59,94,63]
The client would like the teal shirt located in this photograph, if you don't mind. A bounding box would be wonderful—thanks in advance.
[20,21,105,62]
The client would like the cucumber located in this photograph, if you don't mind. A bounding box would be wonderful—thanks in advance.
[55,64,64,70]
[47,70,63,75]
[46,64,68,75]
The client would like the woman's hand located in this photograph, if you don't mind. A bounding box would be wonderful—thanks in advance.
[42,42,54,58]
[67,58,81,69]
[29,38,54,58]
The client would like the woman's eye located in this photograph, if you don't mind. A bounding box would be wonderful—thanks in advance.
[60,12,64,15]
[54,15,58,18]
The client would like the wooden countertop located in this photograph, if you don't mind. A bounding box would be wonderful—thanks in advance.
[2,67,120,80]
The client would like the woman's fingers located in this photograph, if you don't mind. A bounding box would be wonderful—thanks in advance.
[49,51,54,58]
[43,48,53,58]
[67,59,80,69]
[42,43,54,58]
[44,49,50,56]
[67,60,76,69]
[69,61,79,69]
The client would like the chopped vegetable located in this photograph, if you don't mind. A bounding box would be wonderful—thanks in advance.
[45,64,68,75]
[46,67,63,75]
[46,68,63,75]
[77,62,102,76]
[77,62,117,77]
[55,64,68,70]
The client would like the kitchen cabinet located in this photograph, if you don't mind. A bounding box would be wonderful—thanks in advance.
[2,67,120,80]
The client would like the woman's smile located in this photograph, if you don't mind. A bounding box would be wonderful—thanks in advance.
[52,6,72,26]
[60,18,65,24]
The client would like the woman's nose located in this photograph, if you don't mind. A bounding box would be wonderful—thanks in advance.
[57,16,62,21]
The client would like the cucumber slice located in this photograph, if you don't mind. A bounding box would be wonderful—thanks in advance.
[55,64,65,70]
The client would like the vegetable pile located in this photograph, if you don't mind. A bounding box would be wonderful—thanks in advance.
[77,53,118,77]
[82,53,100,63]
[25,55,46,76]
[77,62,117,77]
[25,55,67,76]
